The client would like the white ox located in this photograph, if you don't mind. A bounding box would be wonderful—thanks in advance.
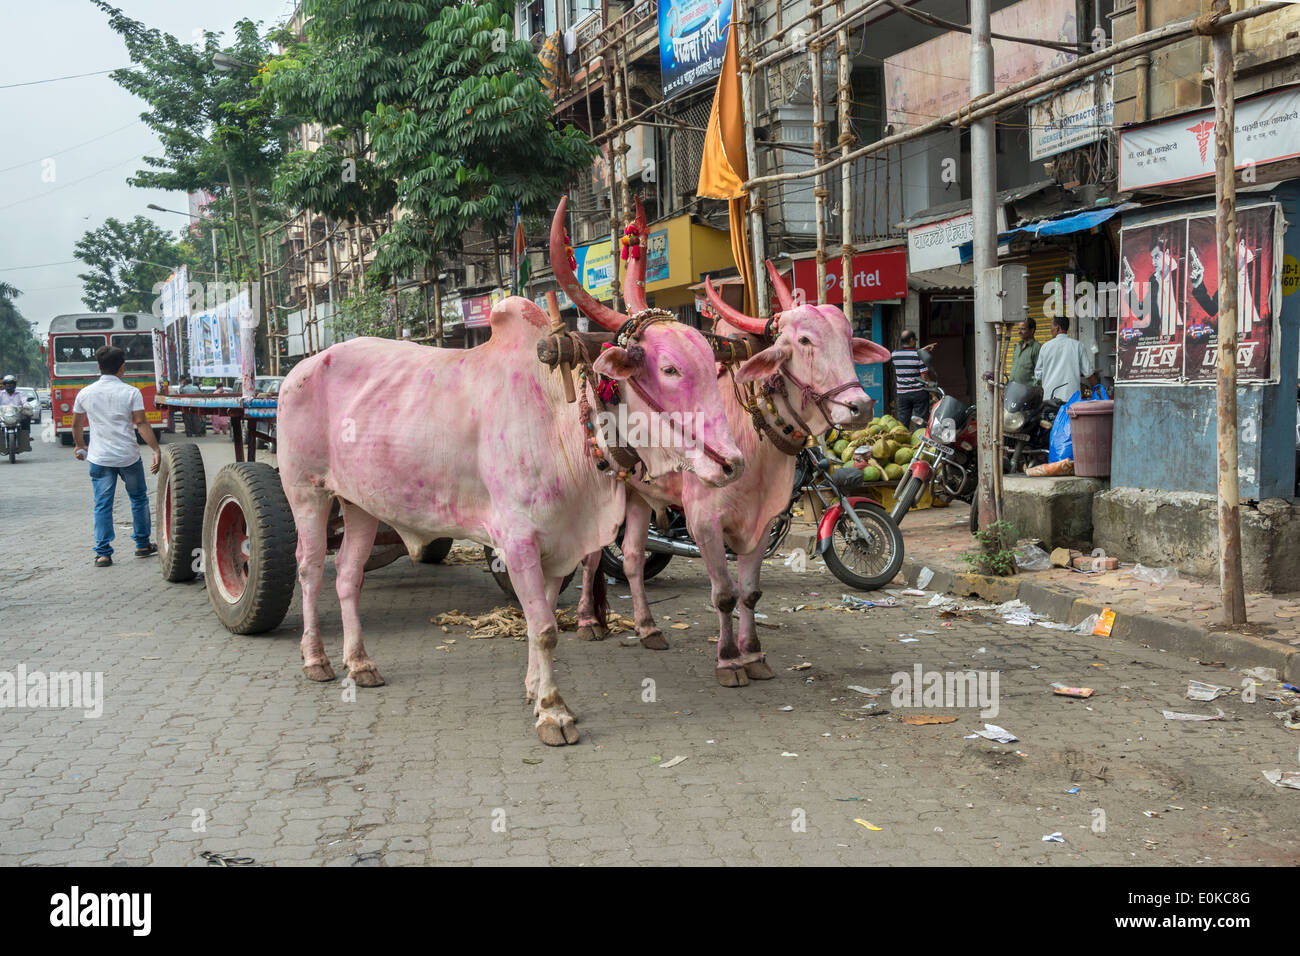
[574,203,892,685]
[275,200,744,745]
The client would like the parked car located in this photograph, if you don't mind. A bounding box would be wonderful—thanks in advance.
[37,389,50,410]
[18,387,41,424]
[254,376,283,395]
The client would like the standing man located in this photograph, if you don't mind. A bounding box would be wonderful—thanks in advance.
[1009,318,1041,385]
[1034,316,1098,404]
[72,345,161,568]
[890,330,934,428]
[179,375,202,437]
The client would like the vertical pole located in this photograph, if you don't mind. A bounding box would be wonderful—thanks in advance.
[810,0,828,303]
[737,0,768,316]
[601,52,623,312]
[1212,0,1246,625]
[970,0,999,530]
[836,4,854,329]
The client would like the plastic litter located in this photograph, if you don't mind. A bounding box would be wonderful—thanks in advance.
[964,724,1019,743]
[1261,770,1300,790]
[1051,683,1095,698]
[841,594,899,610]
[1076,613,1099,634]
[1241,667,1278,682]
[1092,608,1116,637]
[847,685,886,696]
[1162,708,1225,721]
[1130,564,1178,585]
[916,567,935,590]
[1042,832,1065,843]
[1064,786,1081,795]
[1015,543,1052,571]
[1186,680,1232,701]
[659,755,688,769]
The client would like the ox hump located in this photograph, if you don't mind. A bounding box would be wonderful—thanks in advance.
[487,296,552,346]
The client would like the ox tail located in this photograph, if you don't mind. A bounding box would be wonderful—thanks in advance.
[587,551,608,630]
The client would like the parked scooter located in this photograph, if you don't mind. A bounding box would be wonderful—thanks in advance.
[601,445,905,590]
[1002,381,1071,474]
[1,403,33,463]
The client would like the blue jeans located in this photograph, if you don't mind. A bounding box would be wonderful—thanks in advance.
[896,390,931,430]
[89,459,151,557]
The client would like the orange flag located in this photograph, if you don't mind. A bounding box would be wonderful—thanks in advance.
[696,9,755,314]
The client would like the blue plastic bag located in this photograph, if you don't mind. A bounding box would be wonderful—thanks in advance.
[1047,384,1109,463]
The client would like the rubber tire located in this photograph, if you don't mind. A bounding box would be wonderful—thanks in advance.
[202,462,297,634]
[156,443,206,582]
[486,545,576,601]
[822,500,906,591]
[599,546,672,583]
[419,538,453,564]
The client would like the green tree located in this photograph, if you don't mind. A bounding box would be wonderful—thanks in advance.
[364,0,595,282]
[74,216,197,314]
[0,284,46,385]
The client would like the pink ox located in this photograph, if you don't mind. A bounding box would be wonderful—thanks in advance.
[575,204,891,685]
[275,201,744,745]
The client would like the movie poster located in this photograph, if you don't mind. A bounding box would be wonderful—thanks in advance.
[1116,217,1188,382]
[1181,205,1278,383]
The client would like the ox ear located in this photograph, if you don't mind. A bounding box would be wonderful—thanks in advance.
[852,338,893,365]
[592,345,641,381]
[734,342,792,383]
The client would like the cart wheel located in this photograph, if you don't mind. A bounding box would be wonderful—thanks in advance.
[156,443,206,582]
[364,543,408,571]
[485,545,576,601]
[202,462,297,634]
[419,538,454,564]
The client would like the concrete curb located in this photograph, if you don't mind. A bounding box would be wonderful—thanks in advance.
[900,557,1300,683]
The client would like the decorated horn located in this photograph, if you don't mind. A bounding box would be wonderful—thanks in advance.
[550,196,627,332]
[704,275,767,336]
[765,259,795,311]
[623,197,649,312]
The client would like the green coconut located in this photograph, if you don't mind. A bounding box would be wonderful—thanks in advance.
[884,463,905,481]
[912,427,926,446]
[861,465,882,482]
[894,446,914,465]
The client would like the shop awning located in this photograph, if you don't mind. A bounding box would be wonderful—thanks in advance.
[956,203,1136,263]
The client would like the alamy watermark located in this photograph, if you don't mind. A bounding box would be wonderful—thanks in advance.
[891,664,999,719]
[593,405,704,450]
[0,664,103,718]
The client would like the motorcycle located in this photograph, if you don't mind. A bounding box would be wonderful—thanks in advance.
[601,445,905,590]
[888,386,978,527]
[1002,381,1070,474]
[1,404,34,463]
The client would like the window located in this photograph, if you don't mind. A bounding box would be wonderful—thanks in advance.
[52,335,107,377]
[111,334,154,374]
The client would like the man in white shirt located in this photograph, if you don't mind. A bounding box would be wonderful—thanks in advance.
[72,345,161,567]
[1034,315,1099,404]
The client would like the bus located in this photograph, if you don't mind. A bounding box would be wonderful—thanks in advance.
[48,312,165,445]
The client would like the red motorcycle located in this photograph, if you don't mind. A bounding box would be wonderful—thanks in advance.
[890,384,978,523]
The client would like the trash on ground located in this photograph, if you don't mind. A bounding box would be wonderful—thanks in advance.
[1274,706,1300,730]
[522,758,542,765]
[1240,666,1278,682]
[1261,770,1300,790]
[781,752,799,758]
[899,637,920,643]
[916,567,935,590]
[965,724,1019,743]
[1051,683,1095,698]
[1092,608,1116,637]
[854,819,883,831]
[659,755,688,769]
[669,622,690,630]
[1064,786,1081,795]
[841,594,898,610]
[1042,832,1065,843]
[1130,564,1178,585]
[1162,708,1225,721]
[848,685,886,696]
[1186,680,1232,701]
[1015,543,1051,571]
[777,705,794,712]
[431,606,637,639]
[789,662,813,671]
[995,599,1043,626]
[900,588,926,596]
[901,715,958,725]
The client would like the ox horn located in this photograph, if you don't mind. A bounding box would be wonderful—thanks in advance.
[623,196,649,312]
[765,259,796,311]
[704,275,768,336]
[550,196,627,332]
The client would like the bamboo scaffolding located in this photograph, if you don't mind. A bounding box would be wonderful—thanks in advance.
[810,0,828,303]
[836,2,853,326]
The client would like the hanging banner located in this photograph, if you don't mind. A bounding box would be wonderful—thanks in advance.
[659,0,733,101]
[188,287,249,378]
[1115,205,1281,384]
[1118,84,1300,192]
[158,265,189,329]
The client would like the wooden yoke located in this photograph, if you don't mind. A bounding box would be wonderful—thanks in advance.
[546,291,577,403]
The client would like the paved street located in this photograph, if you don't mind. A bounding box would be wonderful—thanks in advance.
[2,433,1297,867]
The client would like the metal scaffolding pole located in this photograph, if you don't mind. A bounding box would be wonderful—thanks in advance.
[738,0,768,316]
[836,4,854,328]
[971,0,1000,530]
[810,0,829,302]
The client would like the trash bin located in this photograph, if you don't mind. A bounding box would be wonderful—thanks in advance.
[1069,399,1114,477]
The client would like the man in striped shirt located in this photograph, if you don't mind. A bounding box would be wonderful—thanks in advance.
[891,330,934,428]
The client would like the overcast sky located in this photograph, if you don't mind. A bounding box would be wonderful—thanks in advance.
[0,0,294,335]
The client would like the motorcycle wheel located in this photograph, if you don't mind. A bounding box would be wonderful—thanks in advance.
[486,545,576,601]
[600,541,672,583]
[821,501,905,591]
[762,511,792,559]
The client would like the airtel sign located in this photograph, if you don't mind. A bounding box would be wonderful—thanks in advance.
[790,247,908,305]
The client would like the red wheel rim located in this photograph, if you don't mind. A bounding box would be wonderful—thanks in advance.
[212,495,250,604]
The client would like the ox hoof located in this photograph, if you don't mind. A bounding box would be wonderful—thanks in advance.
[302,662,336,682]
[576,624,608,642]
[716,664,750,688]
[639,629,669,651]
[536,714,580,746]
[348,665,386,688]
[743,657,776,680]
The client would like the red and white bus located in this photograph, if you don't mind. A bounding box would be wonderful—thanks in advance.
[48,312,165,445]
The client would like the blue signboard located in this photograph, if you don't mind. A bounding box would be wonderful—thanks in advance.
[658,0,733,101]
[854,305,886,414]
